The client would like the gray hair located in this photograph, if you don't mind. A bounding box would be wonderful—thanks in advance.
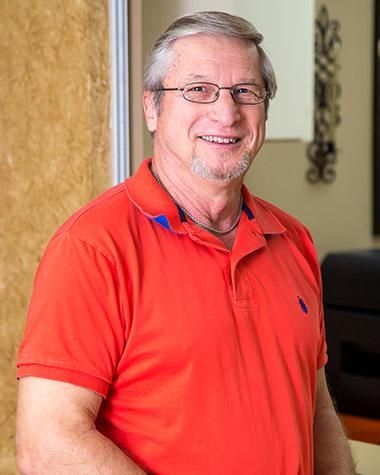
[144,11,277,114]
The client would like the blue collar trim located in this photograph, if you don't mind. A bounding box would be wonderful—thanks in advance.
[177,206,187,223]
[242,202,254,220]
[152,214,172,231]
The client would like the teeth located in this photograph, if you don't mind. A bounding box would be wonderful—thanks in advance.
[201,135,238,144]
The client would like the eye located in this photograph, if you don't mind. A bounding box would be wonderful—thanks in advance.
[235,87,251,94]
[188,84,208,93]
[183,83,217,103]
[233,84,266,103]
[233,85,260,97]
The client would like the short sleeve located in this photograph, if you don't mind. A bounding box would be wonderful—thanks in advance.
[301,226,328,369]
[17,231,126,397]
[316,305,328,369]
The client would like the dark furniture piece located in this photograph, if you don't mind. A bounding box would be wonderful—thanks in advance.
[321,250,380,419]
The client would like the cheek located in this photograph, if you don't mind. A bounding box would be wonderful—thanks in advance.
[245,118,266,150]
[161,105,194,133]
[170,102,204,129]
[248,112,266,135]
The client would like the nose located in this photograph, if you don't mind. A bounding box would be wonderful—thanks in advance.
[208,88,241,126]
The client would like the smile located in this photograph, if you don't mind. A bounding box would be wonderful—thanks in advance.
[200,135,239,144]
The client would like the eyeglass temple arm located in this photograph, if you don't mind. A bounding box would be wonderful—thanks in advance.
[153,87,184,92]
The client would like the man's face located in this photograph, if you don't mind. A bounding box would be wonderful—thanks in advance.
[143,34,267,182]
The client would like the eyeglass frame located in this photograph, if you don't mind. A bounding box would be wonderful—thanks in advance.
[153,81,268,105]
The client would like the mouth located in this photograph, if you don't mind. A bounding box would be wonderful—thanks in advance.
[199,135,240,144]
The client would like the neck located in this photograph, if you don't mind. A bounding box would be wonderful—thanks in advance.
[150,159,244,237]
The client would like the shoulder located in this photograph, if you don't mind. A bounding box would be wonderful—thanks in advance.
[253,195,312,241]
[56,182,129,235]
[53,182,134,241]
[48,181,139,258]
[252,195,321,283]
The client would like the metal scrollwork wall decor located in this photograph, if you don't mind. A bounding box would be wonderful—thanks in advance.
[307,5,342,184]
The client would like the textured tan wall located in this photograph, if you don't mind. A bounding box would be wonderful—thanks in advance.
[0,1,110,472]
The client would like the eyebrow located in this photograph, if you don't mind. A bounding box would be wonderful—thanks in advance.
[182,74,261,85]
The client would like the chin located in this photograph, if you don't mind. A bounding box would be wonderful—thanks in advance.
[191,151,251,182]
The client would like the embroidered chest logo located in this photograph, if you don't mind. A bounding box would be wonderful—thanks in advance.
[297,296,309,314]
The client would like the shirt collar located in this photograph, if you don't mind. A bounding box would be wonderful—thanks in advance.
[124,158,187,234]
[125,158,286,237]
[241,185,286,236]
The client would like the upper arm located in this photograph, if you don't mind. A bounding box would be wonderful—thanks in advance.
[16,377,103,469]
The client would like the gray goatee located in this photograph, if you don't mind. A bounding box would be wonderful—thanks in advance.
[191,151,251,182]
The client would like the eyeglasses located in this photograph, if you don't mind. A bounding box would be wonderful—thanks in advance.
[154,82,268,105]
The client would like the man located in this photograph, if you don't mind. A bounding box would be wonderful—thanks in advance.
[16,11,354,475]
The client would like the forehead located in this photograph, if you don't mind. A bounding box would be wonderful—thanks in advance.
[165,33,261,83]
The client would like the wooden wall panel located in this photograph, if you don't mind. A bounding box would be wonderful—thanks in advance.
[0,1,110,472]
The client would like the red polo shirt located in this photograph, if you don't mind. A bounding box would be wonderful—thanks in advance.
[17,158,327,474]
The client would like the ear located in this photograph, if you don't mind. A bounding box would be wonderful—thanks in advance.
[142,91,158,133]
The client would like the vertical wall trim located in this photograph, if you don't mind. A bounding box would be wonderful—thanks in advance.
[373,0,380,233]
[109,0,130,184]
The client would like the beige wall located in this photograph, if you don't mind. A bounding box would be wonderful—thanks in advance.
[0,1,111,472]
[249,0,375,257]
[137,0,376,258]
